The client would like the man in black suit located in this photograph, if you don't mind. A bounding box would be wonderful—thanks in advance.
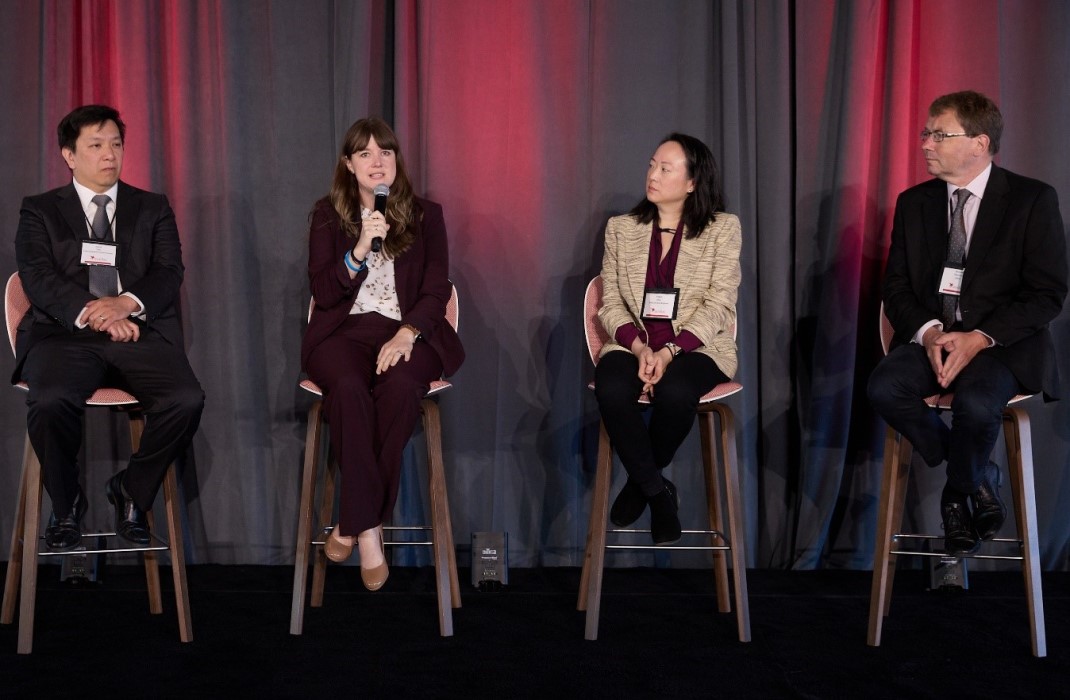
[13,104,204,550]
[868,91,1068,555]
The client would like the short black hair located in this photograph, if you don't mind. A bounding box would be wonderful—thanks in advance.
[57,104,126,152]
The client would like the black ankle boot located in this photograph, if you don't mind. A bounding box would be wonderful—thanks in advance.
[610,479,647,527]
[648,480,681,545]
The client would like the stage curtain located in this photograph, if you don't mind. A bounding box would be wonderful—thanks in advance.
[1,0,1068,570]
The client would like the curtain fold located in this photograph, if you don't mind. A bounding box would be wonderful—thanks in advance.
[1,0,1067,570]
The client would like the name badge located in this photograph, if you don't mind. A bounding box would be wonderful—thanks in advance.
[81,241,118,267]
[938,264,964,297]
[642,287,680,320]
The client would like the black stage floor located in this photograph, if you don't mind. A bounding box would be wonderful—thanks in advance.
[1,565,1067,698]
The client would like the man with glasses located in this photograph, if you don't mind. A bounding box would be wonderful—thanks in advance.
[868,91,1067,555]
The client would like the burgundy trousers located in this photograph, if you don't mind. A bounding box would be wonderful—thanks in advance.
[305,312,443,536]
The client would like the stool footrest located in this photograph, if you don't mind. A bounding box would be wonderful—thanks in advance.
[36,531,172,556]
[606,544,731,552]
[890,533,1025,561]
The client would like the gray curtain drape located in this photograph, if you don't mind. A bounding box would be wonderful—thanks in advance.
[1,0,1068,570]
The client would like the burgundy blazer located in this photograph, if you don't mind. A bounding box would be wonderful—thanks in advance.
[300,196,464,377]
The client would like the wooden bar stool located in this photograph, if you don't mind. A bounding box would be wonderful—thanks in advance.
[867,305,1046,657]
[290,286,461,637]
[1,272,192,654]
[577,276,751,642]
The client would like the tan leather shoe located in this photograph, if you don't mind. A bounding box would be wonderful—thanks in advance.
[361,561,389,591]
[359,525,389,591]
[324,526,353,563]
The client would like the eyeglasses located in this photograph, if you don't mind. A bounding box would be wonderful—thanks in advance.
[920,129,971,143]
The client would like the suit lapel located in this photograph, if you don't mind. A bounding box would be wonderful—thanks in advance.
[394,245,413,311]
[961,166,1008,293]
[57,184,88,241]
[921,180,948,268]
[674,226,707,294]
[622,219,649,313]
[115,181,141,249]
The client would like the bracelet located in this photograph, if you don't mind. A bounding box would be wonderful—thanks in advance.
[662,342,681,357]
[344,250,366,273]
[402,323,422,341]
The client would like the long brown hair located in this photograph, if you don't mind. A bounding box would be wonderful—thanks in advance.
[328,117,419,258]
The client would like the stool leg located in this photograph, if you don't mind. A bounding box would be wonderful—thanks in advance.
[578,420,610,613]
[144,510,163,614]
[716,405,751,642]
[422,399,455,637]
[883,436,912,616]
[699,410,730,614]
[290,400,323,634]
[576,478,597,612]
[128,415,164,615]
[582,421,613,640]
[443,495,462,609]
[311,451,336,608]
[17,443,43,654]
[868,427,910,646]
[422,402,461,609]
[1003,408,1046,658]
[163,464,193,642]
[2,434,32,625]
[436,421,462,611]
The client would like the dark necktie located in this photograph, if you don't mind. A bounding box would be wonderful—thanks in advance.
[88,194,118,298]
[940,188,970,329]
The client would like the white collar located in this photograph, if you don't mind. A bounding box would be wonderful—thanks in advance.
[71,177,119,211]
[946,162,992,202]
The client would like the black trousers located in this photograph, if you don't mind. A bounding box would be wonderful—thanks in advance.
[22,328,204,516]
[867,342,1019,493]
[594,350,729,496]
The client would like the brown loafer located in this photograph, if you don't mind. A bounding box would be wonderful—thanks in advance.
[324,526,353,562]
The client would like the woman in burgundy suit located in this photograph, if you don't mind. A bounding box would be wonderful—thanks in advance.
[301,118,464,590]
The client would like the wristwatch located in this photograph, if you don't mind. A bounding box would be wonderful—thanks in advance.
[663,342,681,357]
[402,323,422,341]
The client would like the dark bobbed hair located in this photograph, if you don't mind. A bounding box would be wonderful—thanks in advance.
[58,105,126,151]
[929,90,1003,155]
[629,132,724,239]
[327,117,418,258]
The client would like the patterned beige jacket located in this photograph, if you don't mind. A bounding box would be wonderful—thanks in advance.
[597,212,741,378]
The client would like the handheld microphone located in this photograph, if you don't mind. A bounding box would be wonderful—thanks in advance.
[371,184,389,253]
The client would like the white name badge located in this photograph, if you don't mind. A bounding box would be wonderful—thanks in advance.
[938,265,964,296]
[641,287,680,320]
[81,241,117,267]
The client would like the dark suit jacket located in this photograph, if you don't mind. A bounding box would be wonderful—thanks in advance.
[12,181,187,383]
[300,197,464,377]
[883,164,1068,397]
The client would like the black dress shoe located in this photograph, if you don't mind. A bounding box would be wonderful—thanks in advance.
[971,463,1006,541]
[610,479,648,527]
[649,480,681,545]
[940,495,979,555]
[45,487,88,552]
[106,471,151,545]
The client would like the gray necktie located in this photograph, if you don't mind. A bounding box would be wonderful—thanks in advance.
[940,188,970,329]
[88,194,118,298]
